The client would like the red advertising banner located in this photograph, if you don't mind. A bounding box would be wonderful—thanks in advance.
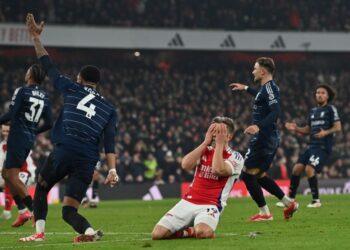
[0,185,60,206]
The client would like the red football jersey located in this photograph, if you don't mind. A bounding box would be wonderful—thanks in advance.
[183,146,244,210]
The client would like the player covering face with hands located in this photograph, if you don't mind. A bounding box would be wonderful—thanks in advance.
[20,14,119,243]
[152,116,244,240]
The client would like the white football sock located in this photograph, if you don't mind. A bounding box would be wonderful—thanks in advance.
[18,208,27,214]
[259,205,270,216]
[281,195,292,207]
[84,227,95,235]
[36,219,46,233]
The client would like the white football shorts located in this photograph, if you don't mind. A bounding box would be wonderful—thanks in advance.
[157,199,220,233]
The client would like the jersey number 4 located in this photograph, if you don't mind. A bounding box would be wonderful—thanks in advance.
[25,97,44,122]
[77,94,96,119]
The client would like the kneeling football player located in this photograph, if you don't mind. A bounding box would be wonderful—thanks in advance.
[152,117,244,240]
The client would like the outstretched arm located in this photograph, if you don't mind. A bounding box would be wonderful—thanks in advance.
[230,83,258,97]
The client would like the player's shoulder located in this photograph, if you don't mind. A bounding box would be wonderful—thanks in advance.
[263,80,279,94]
[327,104,338,112]
[226,147,244,162]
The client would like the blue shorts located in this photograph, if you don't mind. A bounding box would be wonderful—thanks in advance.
[297,148,329,173]
[244,139,279,172]
[3,142,30,169]
[40,145,97,202]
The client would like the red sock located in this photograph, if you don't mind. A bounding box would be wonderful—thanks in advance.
[169,227,195,239]
[4,184,14,211]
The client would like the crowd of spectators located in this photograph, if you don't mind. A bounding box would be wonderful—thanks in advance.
[1,0,350,31]
[0,49,349,184]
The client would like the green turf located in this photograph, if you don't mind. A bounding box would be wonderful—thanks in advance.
[0,195,349,249]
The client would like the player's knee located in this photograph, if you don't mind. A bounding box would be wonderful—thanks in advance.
[243,167,261,176]
[292,164,304,175]
[305,165,315,177]
[195,228,214,239]
[151,226,167,240]
[1,169,8,181]
[62,206,77,223]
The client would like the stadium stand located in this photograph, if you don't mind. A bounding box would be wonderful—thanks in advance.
[0,49,348,183]
[1,0,350,31]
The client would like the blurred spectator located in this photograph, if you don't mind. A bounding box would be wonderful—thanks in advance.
[1,0,350,31]
[0,49,348,184]
[144,153,158,181]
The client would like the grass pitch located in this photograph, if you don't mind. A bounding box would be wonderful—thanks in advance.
[0,195,349,249]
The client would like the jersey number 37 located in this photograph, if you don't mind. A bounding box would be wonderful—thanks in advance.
[25,97,44,123]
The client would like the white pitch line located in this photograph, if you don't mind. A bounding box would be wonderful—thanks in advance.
[0,238,151,249]
[0,231,244,249]
[0,231,150,235]
[0,231,240,236]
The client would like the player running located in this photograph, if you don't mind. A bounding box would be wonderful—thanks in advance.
[276,84,341,208]
[152,116,244,240]
[0,124,37,226]
[20,14,119,243]
[0,60,52,220]
[230,57,298,221]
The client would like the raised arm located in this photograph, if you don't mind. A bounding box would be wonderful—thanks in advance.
[211,124,235,177]
[182,123,216,171]
[26,13,73,92]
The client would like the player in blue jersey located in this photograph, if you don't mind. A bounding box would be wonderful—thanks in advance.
[276,84,341,208]
[230,57,298,221]
[20,14,119,243]
[0,61,52,226]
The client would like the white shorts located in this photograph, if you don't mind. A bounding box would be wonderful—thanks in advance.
[157,199,220,233]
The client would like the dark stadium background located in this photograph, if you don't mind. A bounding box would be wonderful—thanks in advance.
[0,0,349,201]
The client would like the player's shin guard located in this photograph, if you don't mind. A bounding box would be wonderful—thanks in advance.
[34,184,49,221]
[289,175,300,199]
[308,176,319,200]
[257,176,284,200]
[241,172,266,207]
[62,206,91,234]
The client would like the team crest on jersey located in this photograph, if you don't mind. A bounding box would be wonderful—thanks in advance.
[268,93,275,100]
[201,155,207,162]
[320,111,325,118]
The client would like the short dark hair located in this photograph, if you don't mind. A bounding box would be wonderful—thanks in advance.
[211,116,235,135]
[80,65,100,83]
[315,84,336,103]
[256,57,275,75]
[30,64,45,84]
